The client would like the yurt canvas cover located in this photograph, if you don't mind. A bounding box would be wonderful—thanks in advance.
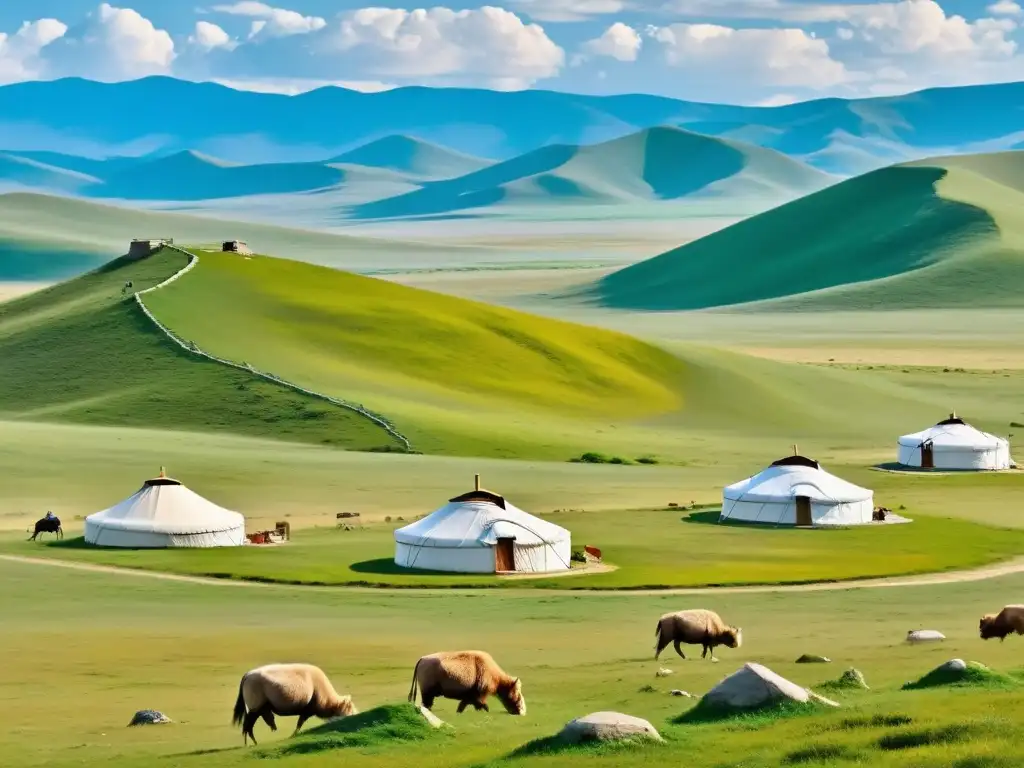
[897,415,1014,470]
[394,480,571,573]
[721,455,874,527]
[84,472,246,548]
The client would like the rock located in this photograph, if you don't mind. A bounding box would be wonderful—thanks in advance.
[128,710,172,726]
[837,668,869,689]
[559,712,662,744]
[701,663,834,711]
[938,658,967,673]
[669,689,692,698]
[656,668,674,677]
[906,630,945,644]
[413,704,446,729]
[796,654,831,664]
[807,691,841,708]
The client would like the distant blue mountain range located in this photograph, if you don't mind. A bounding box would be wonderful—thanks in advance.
[0,77,1022,175]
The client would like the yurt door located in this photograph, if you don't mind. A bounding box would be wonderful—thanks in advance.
[795,496,812,527]
[921,442,934,469]
[495,538,515,572]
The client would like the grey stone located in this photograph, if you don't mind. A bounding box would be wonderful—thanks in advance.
[807,691,841,708]
[669,689,692,698]
[796,654,831,664]
[938,658,967,673]
[906,630,945,644]
[702,663,811,710]
[656,667,674,677]
[560,712,662,744]
[128,710,172,726]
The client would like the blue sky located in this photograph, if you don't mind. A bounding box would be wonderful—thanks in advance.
[0,1,1022,103]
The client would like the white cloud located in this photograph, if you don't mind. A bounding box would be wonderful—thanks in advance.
[988,0,1022,16]
[508,0,626,22]
[212,2,327,38]
[0,19,68,83]
[836,27,854,40]
[578,22,642,62]
[324,7,564,87]
[45,4,175,80]
[648,23,852,90]
[190,21,236,51]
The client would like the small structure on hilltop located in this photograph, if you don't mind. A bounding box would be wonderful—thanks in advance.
[897,413,1014,470]
[222,240,253,255]
[720,448,875,527]
[393,475,571,573]
[84,467,246,548]
[128,238,173,259]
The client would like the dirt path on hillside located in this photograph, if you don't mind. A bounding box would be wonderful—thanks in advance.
[4,554,1024,597]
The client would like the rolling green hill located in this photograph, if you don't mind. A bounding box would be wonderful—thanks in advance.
[0,249,403,450]
[350,126,835,220]
[329,134,489,179]
[590,151,1024,311]
[143,248,691,456]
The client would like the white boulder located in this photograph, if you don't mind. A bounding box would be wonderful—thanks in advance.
[559,712,662,744]
[700,663,839,711]
[906,630,945,644]
[656,668,674,677]
[938,659,967,673]
[414,704,446,729]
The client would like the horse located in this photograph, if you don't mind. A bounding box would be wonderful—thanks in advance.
[29,515,63,541]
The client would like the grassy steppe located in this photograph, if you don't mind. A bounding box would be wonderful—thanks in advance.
[5,556,1024,768]
[0,250,400,449]
[7,508,1024,589]
[592,153,1024,311]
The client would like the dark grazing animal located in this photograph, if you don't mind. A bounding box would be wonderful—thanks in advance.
[979,605,1024,641]
[29,514,62,541]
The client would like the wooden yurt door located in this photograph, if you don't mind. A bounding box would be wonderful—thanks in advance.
[795,496,812,527]
[495,538,515,572]
[921,442,934,469]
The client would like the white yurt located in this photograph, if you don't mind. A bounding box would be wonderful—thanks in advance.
[721,453,874,527]
[897,413,1014,471]
[394,476,571,574]
[84,468,246,548]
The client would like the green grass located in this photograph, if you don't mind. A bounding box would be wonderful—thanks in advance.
[902,662,1019,691]
[8,507,1024,589]
[143,248,689,457]
[7,556,1024,768]
[589,152,1024,311]
[0,249,401,450]
[266,704,449,756]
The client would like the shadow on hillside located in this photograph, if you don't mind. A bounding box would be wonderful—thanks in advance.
[42,536,91,549]
[680,510,809,530]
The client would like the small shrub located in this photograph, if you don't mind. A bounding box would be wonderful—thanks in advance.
[638,684,657,693]
[570,548,587,564]
[878,724,977,751]
[785,743,862,764]
[1011,422,1024,428]
[608,456,633,465]
[832,714,913,731]
[636,456,659,465]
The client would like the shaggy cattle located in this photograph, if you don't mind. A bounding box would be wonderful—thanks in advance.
[979,605,1024,641]
[231,663,357,745]
[29,514,62,541]
[655,609,742,661]
[408,650,526,715]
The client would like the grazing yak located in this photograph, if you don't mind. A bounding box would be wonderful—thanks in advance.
[980,605,1024,641]
[232,663,357,745]
[29,514,62,541]
[655,609,742,661]
[408,650,526,715]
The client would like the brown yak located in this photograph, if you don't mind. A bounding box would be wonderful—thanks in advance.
[408,650,526,715]
[231,663,358,745]
[655,609,742,661]
[980,605,1024,641]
